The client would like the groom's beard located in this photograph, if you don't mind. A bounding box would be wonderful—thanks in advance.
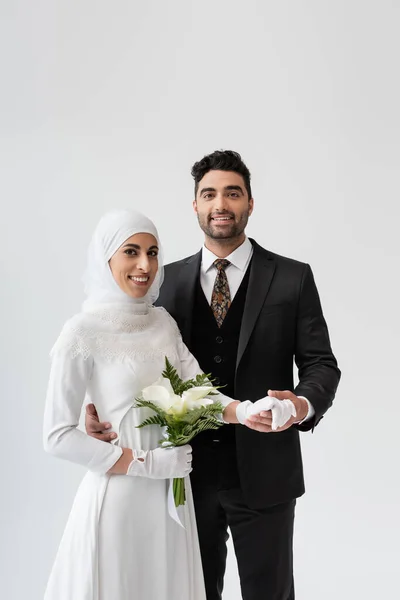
[197,210,250,240]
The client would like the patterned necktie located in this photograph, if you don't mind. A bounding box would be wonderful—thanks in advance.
[211,259,231,328]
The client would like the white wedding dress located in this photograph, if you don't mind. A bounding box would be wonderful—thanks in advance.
[43,303,211,600]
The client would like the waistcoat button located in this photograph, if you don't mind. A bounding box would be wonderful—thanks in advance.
[214,355,222,364]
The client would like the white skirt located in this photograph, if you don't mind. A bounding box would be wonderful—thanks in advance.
[44,409,206,600]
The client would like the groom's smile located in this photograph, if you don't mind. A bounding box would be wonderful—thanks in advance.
[210,213,235,224]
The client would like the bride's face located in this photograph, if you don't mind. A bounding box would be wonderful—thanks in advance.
[109,233,159,298]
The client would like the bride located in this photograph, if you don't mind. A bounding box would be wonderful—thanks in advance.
[43,209,240,600]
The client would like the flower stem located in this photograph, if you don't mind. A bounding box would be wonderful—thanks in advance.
[173,477,186,507]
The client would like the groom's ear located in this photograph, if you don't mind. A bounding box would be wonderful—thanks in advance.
[248,197,254,216]
[192,199,198,213]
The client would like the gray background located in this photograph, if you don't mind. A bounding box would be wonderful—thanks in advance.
[1,1,399,598]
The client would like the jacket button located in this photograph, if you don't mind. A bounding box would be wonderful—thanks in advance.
[216,336,223,344]
[214,355,222,364]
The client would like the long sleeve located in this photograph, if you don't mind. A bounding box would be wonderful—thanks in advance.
[43,350,122,473]
[177,336,234,409]
[293,264,341,430]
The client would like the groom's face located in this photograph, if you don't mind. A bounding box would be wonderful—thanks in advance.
[193,170,254,241]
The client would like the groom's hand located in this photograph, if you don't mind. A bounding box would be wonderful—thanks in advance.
[246,390,308,433]
[85,403,117,442]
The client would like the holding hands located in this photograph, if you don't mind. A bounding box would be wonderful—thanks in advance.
[236,390,309,433]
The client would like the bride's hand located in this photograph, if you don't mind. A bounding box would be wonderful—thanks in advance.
[85,403,117,442]
[127,446,193,479]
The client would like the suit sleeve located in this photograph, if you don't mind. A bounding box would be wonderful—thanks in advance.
[293,264,341,431]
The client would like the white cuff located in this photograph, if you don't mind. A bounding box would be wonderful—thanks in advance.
[213,392,235,423]
[296,396,315,424]
[214,392,235,409]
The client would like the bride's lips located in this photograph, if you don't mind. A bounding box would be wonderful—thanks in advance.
[128,275,150,287]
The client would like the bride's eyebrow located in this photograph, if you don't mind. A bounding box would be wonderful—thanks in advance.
[123,243,159,251]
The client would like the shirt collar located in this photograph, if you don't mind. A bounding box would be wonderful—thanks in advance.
[201,237,253,273]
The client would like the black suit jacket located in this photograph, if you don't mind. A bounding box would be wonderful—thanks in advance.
[157,239,340,508]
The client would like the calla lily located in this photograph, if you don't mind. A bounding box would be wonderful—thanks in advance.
[153,376,175,395]
[181,387,214,411]
[168,396,187,416]
[142,377,179,412]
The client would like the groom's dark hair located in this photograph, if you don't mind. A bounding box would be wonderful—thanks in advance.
[191,150,252,200]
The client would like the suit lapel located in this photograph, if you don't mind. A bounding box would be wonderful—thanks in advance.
[175,250,202,345]
[236,242,276,368]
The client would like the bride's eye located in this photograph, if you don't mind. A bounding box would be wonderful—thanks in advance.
[124,249,137,256]
[148,251,159,257]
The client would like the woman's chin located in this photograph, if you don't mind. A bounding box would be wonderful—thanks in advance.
[125,285,149,299]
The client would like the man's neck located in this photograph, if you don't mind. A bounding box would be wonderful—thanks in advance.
[204,234,246,258]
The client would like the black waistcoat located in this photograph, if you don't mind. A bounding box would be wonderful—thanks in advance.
[190,265,251,445]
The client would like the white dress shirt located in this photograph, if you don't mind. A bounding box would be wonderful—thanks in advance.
[199,237,314,423]
[200,237,254,304]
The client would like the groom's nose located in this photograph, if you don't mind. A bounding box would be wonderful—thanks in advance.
[213,193,228,210]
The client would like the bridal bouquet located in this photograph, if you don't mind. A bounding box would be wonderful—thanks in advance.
[135,357,224,507]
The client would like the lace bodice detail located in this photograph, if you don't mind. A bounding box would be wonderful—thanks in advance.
[50,305,181,363]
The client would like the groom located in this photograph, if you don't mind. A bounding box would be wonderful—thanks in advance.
[86,150,340,600]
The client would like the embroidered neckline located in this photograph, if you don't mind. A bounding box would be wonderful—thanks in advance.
[83,303,154,333]
[51,307,181,363]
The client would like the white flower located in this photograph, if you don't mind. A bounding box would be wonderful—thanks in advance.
[181,387,214,411]
[168,396,187,416]
[142,377,180,412]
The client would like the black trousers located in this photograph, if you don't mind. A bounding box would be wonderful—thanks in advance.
[190,440,295,600]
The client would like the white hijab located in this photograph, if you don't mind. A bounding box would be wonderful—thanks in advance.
[82,210,164,312]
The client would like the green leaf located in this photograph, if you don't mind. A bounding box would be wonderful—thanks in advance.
[162,357,186,395]
[136,414,168,428]
[194,373,214,386]
[169,417,222,445]
[161,357,223,396]
[179,403,224,424]
[134,397,167,418]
